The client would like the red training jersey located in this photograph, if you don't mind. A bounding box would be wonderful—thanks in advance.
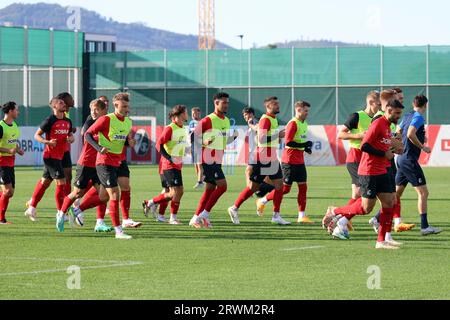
[40,114,72,161]
[85,114,127,168]
[193,114,225,165]
[157,123,184,171]
[256,113,279,163]
[78,116,98,168]
[358,116,392,176]
[281,120,305,165]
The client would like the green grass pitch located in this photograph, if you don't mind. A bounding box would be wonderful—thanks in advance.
[0,165,449,300]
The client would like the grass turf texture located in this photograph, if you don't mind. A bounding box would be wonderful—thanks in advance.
[0,165,449,300]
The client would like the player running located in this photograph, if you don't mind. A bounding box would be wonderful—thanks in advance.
[241,106,275,199]
[251,101,314,224]
[228,96,290,225]
[143,105,188,225]
[56,99,112,232]
[0,102,25,225]
[322,99,405,249]
[189,92,238,228]
[24,97,74,231]
[395,95,442,236]
[368,89,416,233]
[338,91,380,201]
[189,107,204,189]
[81,93,134,240]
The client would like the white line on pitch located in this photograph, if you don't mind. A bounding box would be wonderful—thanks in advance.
[2,257,144,277]
[280,246,325,251]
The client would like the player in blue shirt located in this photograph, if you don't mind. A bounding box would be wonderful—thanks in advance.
[189,107,204,189]
[396,95,442,236]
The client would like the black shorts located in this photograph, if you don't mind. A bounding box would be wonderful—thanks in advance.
[62,151,72,169]
[162,169,183,187]
[202,163,226,185]
[346,162,360,186]
[160,174,169,189]
[282,163,307,185]
[396,159,427,187]
[96,165,119,188]
[249,161,283,184]
[387,166,396,188]
[359,174,395,199]
[117,160,130,178]
[0,167,15,188]
[74,165,100,189]
[43,158,65,180]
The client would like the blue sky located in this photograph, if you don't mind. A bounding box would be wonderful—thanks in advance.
[0,0,449,48]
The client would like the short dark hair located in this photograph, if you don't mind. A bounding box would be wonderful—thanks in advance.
[213,92,229,101]
[264,96,278,104]
[386,99,404,109]
[413,95,428,108]
[295,100,311,108]
[2,101,17,114]
[191,107,201,113]
[392,87,403,94]
[57,92,74,108]
[242,106,255,115]
[168,105,187,119]
[90,99,107,110]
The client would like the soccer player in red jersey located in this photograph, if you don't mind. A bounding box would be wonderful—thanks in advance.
[56,99,112,232]
[0,102,25,225]
[81,93,134,240]
[143,105,188,225]
[94,96,142,229]
[24,98,74,231]
[58,92,76,197]
[338,91,380,202]
[227,96,290,225]
[188,92,238,228]
[251,101,314,224]
[322,99,405,249]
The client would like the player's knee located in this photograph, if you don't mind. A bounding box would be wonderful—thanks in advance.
[4,189,14,198]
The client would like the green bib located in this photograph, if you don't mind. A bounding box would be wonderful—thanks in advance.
[98,113,132,154]
[164,123,187,157]
[258,114,279,148]
[349,110,372,150]
[0,120,20,156]
[374,111,396,133]
[203,113,230,151]
[286,117,308,151]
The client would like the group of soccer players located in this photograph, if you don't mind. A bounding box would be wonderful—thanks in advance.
[0,88,442,247]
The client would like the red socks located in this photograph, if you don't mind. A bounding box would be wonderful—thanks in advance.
[55,185,66,211]
[64,179,71,196]
[79,187,103,212]
[298,184,307,212]
[334,197,366,219]
[159,200,169,216]
[120,190,131,220]
[204,185,227,212]
[0,193,11,221]
[196,188,215,215]
[171,201,180,214]
[30,181,49,208]
[265,184,291,202]
[97,203,107,220]
[393,197,401,219]
[61,196,76,213]
[152,193,169,205]
[378,207,394,242]
[109,200,120,227]
[234,187,255,209]
[273,188,284,212]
